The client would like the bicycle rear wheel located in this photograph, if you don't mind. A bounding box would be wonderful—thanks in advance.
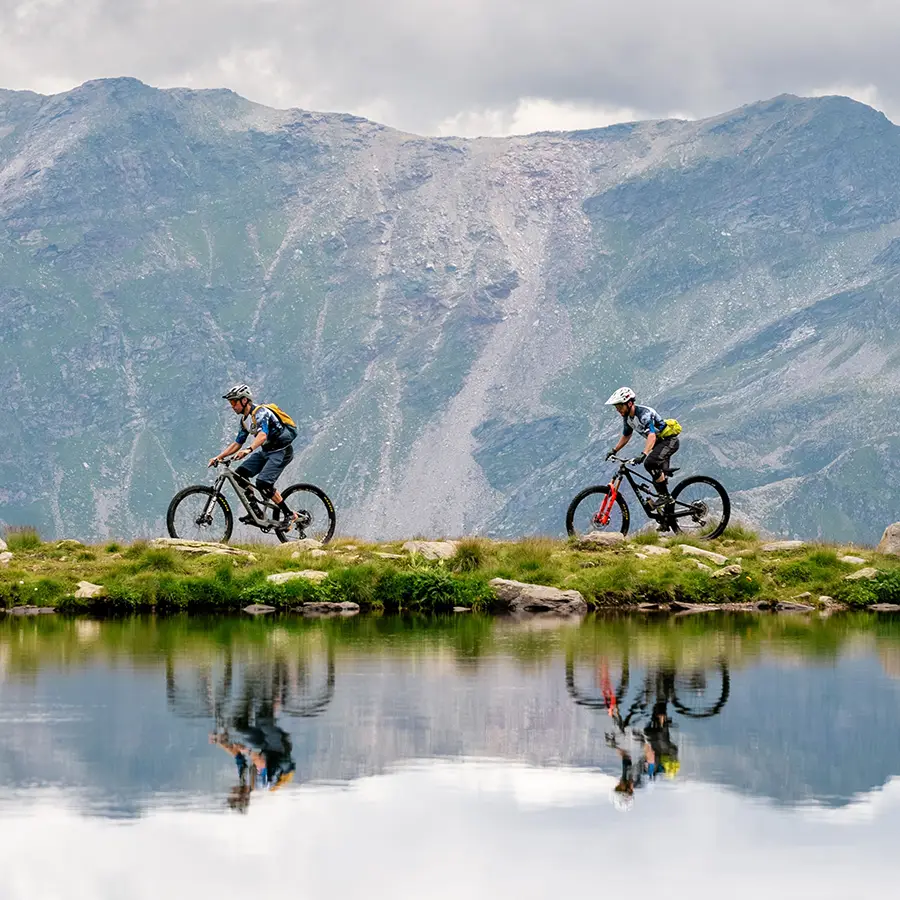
[565,486,630,538]
[274,483,336,544]
[166,486,234,544]
[669,476,730,540]
[672,661,731,718]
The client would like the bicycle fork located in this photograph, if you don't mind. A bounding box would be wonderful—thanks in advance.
[198,479,225,526]
[595,476,622,527]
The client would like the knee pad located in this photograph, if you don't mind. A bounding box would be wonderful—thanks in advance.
[256,482,276,499]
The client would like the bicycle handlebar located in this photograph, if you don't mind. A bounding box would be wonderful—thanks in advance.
[608,453,644,466]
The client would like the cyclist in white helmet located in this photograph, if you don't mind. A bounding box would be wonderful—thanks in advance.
[209,383,299,529]
[604,387,681,524]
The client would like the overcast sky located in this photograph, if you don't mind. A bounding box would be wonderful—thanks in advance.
[1,0,899,136]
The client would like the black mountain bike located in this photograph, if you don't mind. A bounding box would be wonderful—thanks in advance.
[565,652,731,721]
[566,453,730,540]
[166,459,336,545]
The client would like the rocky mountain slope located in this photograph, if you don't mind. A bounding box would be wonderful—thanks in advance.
[1,78,898,542]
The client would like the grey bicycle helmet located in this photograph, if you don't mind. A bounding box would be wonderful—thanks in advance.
[222,383,253,401]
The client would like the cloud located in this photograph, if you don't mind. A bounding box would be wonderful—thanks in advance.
[436,98,654,137]
[3,762,900,900]
[1,1,900,134]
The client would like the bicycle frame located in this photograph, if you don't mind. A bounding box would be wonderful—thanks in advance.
[599,455,695,526]
[205,461,281,530]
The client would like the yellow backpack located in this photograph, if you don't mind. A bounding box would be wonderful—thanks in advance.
[252,403,297,429]
[660,418,682,439]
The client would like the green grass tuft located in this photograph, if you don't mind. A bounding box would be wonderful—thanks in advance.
[4,526,42,551]
[720,524,759,542]
[130,548,185,573]
[452,538,486,573]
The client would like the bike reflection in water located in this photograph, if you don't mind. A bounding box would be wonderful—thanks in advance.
[567,650,730,810]
[165,640,336,812]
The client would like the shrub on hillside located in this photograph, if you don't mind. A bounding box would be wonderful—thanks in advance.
[838,570,900,608]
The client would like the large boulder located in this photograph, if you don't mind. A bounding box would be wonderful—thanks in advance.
[844,567,879,581]
[295,601,360,617]
[632,544,671,556]
[149,538,257,561]
[402,540,459,560]
[289,539,325,554]
[877,524,900,556]
[0,537,7,551]
[267,570,328,584]
[489,578,587,617]
[678,545,728,565]
[776,600,815,612]
[761,540,806,552]
[576,532,625,550]
[75,581,106,599]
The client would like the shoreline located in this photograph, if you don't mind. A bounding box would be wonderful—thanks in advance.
[2,530,900,617]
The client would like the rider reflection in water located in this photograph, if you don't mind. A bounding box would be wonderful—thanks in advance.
[210,695,297,812]
[608,701,680,811]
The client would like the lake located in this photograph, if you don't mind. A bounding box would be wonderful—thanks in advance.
[2,612,899,899]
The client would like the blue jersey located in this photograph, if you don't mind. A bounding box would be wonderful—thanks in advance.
[623,404,666,439]
[235,405,293,450]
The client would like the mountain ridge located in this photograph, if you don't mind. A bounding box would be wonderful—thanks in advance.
[1,79,898,542]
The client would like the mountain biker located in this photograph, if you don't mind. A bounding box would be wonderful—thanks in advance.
[604,387,680,523]
[208,383,299,529]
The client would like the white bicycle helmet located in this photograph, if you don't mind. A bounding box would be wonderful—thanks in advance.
[222,383,253,401]
[605,386,636,406]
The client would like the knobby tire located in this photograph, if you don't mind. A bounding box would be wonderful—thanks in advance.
[669,475,730,541]
[166,485,234,544]
[275,483,337,545]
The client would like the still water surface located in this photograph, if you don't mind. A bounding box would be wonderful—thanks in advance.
[2,613,900,899]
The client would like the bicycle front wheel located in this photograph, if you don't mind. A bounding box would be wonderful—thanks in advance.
[669,476,730,540]
[566,486,630,538]
[166,486,234,544]
[274,483,336,544]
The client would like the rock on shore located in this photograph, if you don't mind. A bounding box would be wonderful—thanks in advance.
[489,578,587,617]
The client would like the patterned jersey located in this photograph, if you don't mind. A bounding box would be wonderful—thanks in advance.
[622,404,667,438]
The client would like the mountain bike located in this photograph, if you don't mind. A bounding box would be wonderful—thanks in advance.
[566,453,730,540]
[565,652,731,721]
[166,459,336,545]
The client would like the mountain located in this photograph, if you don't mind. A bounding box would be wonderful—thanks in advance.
[1,78,899,542]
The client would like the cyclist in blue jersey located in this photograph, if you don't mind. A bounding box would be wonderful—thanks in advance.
[208,383,299,529]
[604,387,680,524]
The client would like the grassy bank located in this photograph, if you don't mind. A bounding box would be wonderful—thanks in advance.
[2,527,900,614]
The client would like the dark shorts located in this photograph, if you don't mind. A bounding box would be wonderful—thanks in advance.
[645,436,679,478]
[235,443,294,491]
